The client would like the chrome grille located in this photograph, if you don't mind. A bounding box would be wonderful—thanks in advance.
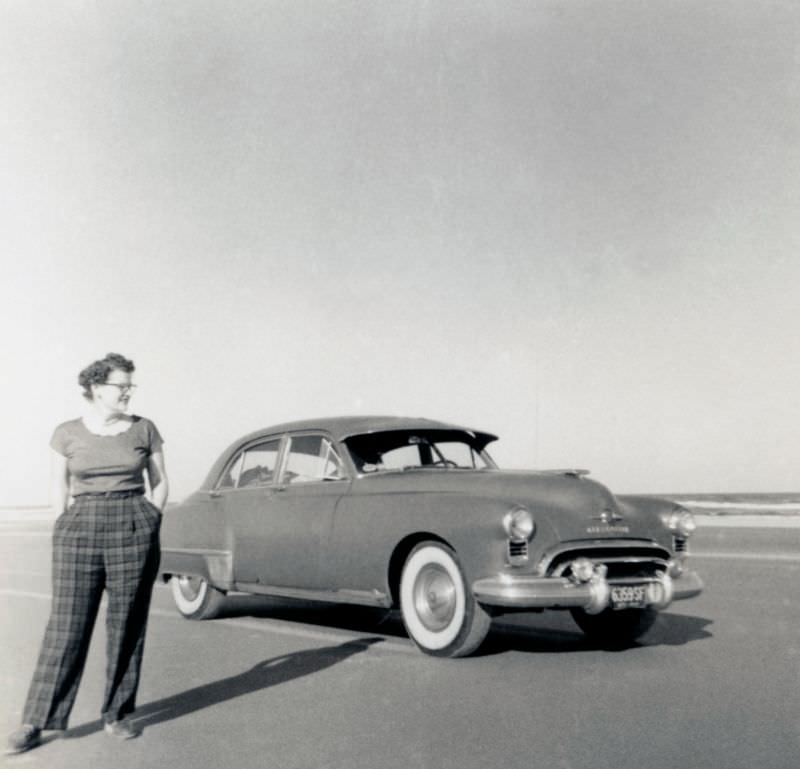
[543,541,671,579]
[673,536,689,554]
[507,539,529,564]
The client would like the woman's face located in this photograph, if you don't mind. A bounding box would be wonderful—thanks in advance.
[91,369,136,413]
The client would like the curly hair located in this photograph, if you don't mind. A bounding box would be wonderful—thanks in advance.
[78,353,135,401]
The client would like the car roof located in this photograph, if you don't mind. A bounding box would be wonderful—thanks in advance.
[234,415,497,444]
[201,416,498,489]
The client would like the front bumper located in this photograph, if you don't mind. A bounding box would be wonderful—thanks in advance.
[472,569,703,615]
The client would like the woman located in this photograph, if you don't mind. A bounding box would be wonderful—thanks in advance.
[6,353,168,754]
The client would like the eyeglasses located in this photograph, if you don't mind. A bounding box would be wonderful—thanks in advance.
[102,383,137,392]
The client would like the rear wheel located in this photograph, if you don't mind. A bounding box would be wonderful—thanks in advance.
[570,607,657,647]
[170,575,226,620]
[399,542,491,657]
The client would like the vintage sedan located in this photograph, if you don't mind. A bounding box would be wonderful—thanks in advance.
[159,416,703,657]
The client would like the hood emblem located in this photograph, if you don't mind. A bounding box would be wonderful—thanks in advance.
[592,508,623,525]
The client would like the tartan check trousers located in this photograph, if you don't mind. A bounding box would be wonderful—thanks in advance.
[22,493,161,730]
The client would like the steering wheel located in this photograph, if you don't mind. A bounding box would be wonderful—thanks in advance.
[429,459,459,468]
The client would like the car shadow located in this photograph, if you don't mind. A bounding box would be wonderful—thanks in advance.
[639,611,714,647]
[218,595,411,639]
[480,610,714,656]
[63,636,382,739]
[208,596,713,656]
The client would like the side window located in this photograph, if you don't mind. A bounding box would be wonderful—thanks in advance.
[235,439,281,488]
[218,452,243,489]
[379,444,419,469]
[284,435,345,484]
[434,441,490,469]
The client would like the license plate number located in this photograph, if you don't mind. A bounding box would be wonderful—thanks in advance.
[610,584,647,609]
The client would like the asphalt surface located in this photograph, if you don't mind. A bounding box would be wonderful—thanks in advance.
[1,518,798,769]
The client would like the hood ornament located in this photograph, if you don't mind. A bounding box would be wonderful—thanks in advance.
[592,508,624,525]
[587,507,629,534]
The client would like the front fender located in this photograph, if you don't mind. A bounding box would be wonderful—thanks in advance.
[328,491,528,595]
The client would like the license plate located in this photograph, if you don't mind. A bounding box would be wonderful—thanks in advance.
[610,584,647,609]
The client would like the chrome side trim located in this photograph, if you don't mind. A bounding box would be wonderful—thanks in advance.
[233,582,392,609]
[162,547,231,556]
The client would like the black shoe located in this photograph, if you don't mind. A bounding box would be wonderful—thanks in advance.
[104,720,141,740]
[5,724,42,754]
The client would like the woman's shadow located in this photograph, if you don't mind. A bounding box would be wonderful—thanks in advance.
[65,636,382,739]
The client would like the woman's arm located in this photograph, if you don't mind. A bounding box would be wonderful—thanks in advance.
[147,450,169,512]
[50,449,70,515]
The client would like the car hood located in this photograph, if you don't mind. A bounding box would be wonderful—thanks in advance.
[353,469,663,541]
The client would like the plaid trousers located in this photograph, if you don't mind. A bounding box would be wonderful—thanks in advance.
[22,493,161,729]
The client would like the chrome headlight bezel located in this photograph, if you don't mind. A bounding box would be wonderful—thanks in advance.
[665,508,697,538]
[503,507,535,541]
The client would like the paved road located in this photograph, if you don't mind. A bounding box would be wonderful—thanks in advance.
[1,520,798,769]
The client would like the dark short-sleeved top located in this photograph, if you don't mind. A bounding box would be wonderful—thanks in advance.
[50,416,164,495]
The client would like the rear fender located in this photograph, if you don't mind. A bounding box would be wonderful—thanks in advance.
[160,548,234,592]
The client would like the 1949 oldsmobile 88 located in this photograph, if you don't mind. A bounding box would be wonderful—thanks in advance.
[159,416,703,657]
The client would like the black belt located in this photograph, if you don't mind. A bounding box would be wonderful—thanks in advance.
[74,489,145,499]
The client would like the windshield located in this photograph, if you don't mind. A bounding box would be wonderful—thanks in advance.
[344,430,496,474]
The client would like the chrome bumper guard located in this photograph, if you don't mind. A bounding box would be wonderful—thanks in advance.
[472,569,703,615]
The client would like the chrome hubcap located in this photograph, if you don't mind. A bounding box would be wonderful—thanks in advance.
[413,564,456,632]
[177,575,204,602]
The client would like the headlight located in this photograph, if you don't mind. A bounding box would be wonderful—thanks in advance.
[666,508,696,537]
[503,507,535,540]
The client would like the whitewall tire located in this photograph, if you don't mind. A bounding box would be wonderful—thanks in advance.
[399,542,491,657]
[170,575,225,620]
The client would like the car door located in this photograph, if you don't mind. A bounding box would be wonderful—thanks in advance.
[226,432,350,590]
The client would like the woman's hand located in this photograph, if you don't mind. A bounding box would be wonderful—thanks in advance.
[147,451,169,512]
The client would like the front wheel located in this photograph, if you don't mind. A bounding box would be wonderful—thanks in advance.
[399,542,491,657]
[170,575,226,620]
[570,607,657,647]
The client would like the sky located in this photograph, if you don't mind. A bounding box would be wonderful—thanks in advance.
[1,1,798,505]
